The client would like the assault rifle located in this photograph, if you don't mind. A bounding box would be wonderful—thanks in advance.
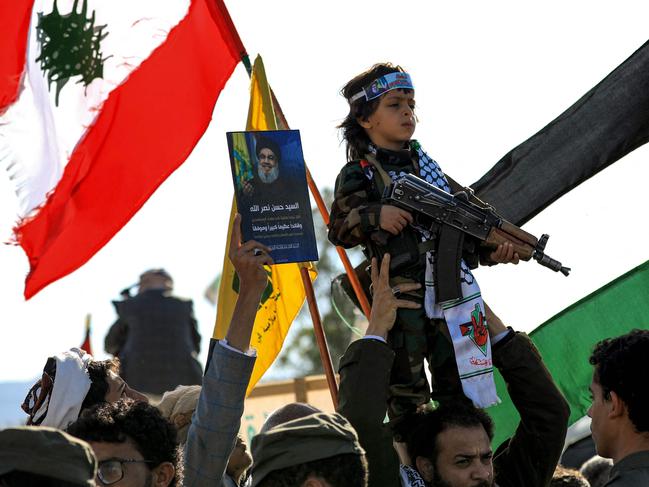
[383,174,570,276]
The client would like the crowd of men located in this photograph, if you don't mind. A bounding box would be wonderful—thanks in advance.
[1,215,648,487]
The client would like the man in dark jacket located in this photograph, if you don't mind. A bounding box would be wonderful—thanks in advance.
[337,255,570,487]
[588,330,649,486]
[105,269,202,395]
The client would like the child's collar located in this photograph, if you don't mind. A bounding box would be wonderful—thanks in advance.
[368,141,415,165]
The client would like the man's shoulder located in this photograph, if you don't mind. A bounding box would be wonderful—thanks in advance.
[606,451,649,486]
[117,292,193,312]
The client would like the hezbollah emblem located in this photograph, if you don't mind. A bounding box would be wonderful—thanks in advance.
[231,267,276,307]
[459,303,489,356]
[36,0,109,106]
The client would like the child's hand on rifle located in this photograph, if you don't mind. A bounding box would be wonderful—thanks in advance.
[379,205,413,235]
[488,241,520,265]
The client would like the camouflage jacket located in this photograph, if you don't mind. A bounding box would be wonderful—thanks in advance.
[328,144,420,249]
[328,143,494,295]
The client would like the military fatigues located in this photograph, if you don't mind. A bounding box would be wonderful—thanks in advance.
[328,142,487,417]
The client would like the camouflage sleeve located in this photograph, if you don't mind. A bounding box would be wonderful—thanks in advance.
[328,162,382,248]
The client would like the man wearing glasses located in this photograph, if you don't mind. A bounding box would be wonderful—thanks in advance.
[67,400,180,487]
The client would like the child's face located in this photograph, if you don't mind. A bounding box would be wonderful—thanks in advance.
[360,89,416,151]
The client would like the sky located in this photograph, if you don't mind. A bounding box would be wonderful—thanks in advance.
[1,1,648,391]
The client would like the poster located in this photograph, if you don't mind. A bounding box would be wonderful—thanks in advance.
[227,130,318,264]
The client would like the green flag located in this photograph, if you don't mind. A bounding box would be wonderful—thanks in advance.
[490,259,649,447]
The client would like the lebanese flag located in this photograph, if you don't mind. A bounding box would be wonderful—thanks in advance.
[80,313,92,356]
[0,0,244,298]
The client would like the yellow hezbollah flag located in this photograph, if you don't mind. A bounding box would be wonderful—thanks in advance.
[213,56,317,395]
[231,132,254,191]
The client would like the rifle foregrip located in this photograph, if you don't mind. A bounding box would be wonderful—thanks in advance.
[499,221,538,247]
[484,227,535,261]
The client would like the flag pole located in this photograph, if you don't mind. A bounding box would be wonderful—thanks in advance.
[270,90,371,318]
[238,49,372,402]
[300,265,339,407]
[304,166,372,318]
[269,91,340,405]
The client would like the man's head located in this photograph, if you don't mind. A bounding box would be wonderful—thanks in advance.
[401,400,495,487]
[259,402,322,434]
[588,329,649,459]
[67,400,181,487]
[139,269,173,293]
[0,426,96,487]
[251,412,367,487]
[255,136,281,184]
[23,349,147,430]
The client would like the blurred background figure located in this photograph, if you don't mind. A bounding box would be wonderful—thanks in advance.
[105,269,202,396]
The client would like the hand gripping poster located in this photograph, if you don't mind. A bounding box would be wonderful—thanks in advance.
[227,130,318,264]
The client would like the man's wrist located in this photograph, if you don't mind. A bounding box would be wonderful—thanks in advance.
[237,282,266,301]
[365,325,388,341]
[220,339,256,357]
[363,334,387,343]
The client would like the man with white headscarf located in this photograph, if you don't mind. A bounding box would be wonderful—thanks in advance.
[22,347,147,430]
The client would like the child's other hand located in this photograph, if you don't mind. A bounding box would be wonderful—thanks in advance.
[380,205,413,235]
[489,242,520,265]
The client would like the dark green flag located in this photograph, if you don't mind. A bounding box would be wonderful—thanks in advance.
[490,259,649,447]
[473,39,649,227]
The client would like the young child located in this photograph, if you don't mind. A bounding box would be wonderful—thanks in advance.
[328,63,518,418]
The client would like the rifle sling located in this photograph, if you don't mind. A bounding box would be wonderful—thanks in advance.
[363,153,393,191]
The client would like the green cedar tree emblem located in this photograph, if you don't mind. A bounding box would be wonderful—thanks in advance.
[231,267,277,307]
[35,0,109,106]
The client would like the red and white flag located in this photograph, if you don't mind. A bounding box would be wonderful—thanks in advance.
[0,0,244,298]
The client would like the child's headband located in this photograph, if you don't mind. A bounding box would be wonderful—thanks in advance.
[348,72,414,104]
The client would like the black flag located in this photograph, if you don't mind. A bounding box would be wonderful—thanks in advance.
[473,39,649,226]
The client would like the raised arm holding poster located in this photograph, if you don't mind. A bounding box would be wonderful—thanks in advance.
[227,130,318,264]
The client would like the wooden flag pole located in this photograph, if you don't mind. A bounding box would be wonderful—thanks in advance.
[240,57,367,405]
[299,265,338,408]
[269,90,378,405]
[270,91,372,319]
[304,167,371,318]
[269,92,340,404]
